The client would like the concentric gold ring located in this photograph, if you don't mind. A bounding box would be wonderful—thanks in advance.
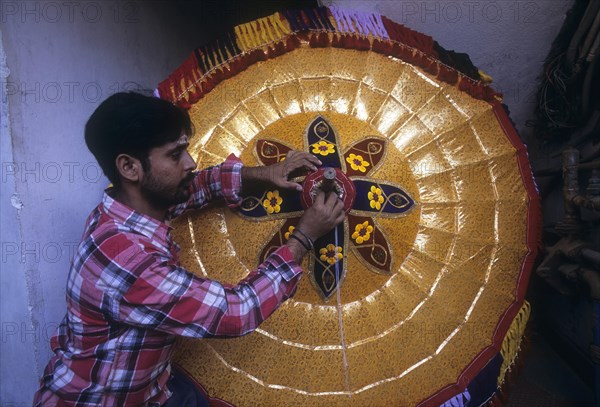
[169,46,531,406]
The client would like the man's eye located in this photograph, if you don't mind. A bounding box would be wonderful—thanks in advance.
[171,151,182,159]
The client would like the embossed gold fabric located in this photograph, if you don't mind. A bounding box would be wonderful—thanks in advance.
[169,46,532,406]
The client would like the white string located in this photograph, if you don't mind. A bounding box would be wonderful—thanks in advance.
[334,226,351,396]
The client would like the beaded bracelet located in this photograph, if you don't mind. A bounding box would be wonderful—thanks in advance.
[289,234,310,251]
[293,227,314,250]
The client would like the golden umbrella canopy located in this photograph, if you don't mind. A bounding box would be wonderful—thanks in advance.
[158,7,540,406]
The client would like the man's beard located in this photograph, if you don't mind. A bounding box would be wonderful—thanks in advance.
[141,171,192,208]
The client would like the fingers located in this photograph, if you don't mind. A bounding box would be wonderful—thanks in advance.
[284,151,321,173]
[335,207,346,225]
[291,151,322,166]
[323,190,343,207]
[297,190,346,240]
[332,197,345,225]
[322,192,345,227]
[283,180,303,192]
[323,190,334,205]
[334,195,344,213]
[314,189,326,206]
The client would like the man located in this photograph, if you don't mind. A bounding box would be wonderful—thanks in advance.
[33,92,345,406]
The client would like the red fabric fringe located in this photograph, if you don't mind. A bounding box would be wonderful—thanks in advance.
[438,64,459,85]
[420,57,439,76]
[268,40,287,58]
[160,32,500,113]
[158,6,482,107]
[157,11,500,115]
[371,38,393,55]
[157,52,202,105]
[459,77,501,102]
[309,32,330,48]
[381,15,435,57]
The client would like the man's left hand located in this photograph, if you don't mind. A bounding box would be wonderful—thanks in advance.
[241,150,322,192]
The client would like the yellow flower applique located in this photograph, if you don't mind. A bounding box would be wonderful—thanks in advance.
[263,190,283,214]
[284,225,295,240]
[368,186,385,210]
[346,153,370,173]
[311,141,335,156]
[352,221,374,244]
[319,244,343,265]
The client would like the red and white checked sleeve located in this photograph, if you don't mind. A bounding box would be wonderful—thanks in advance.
[116,245,303,337]
[167,153,243,220]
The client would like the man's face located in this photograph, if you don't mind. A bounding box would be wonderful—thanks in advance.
[140,134,197,208]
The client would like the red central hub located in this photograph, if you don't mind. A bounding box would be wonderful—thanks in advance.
[301,167,355,214]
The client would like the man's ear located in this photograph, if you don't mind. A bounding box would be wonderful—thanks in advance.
[115,154,143,183]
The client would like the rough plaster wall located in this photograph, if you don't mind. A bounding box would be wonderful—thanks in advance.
[0,2,204,404]
[322,0,574,144]
[1,27,41,404]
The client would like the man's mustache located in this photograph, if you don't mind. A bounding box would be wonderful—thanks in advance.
[181,172,197,186]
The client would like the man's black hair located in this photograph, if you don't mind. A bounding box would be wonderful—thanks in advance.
[84,91,193,187]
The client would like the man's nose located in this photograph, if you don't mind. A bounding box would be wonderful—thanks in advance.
[183,150,197,171]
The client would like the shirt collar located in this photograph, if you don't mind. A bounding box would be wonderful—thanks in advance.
[101,187,172,249]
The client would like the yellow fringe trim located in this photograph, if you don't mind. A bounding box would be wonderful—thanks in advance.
[258,19,267,43]
[234,12,291,52]
[222,40,234,60]
[478,69,493,84]
[328,15,339,32]
[215,43,227,65]
[498,300,530,387]
[271,13,291,36]
[234,25,247,51]
[249,21,260,46]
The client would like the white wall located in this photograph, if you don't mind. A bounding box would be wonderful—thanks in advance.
[1,1,203,404]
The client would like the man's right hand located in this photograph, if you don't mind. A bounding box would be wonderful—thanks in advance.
[297,190,346,241]
[286,190,345,263]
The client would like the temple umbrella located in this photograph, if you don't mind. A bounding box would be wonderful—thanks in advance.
[158,7,540,406]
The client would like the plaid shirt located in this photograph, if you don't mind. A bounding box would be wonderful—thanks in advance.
[33,154,303,406]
